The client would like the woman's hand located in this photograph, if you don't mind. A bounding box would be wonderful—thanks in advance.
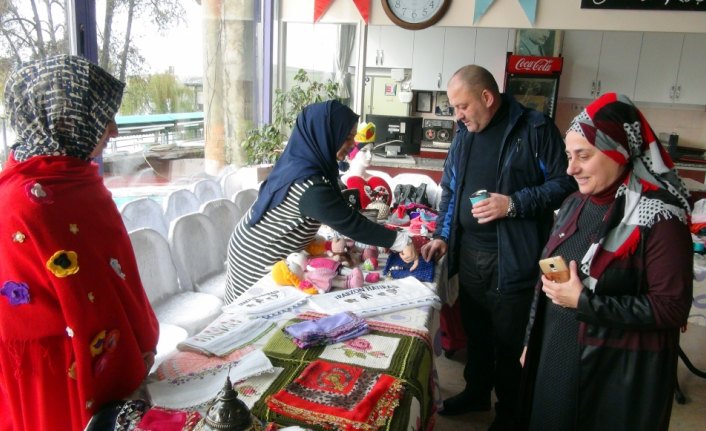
[541,260,583,309]
[400,242,419,271]
[142,351,156,377]
[520,346,528,367]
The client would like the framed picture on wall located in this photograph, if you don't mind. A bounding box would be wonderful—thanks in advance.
[384,83,397,96]
[434,92,454,117]
[515,29,563,57]
[416,91,433,113]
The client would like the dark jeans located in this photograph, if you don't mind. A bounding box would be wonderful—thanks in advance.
[458,247,534,422]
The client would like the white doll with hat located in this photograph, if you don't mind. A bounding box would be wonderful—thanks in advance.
[344,122,393,210]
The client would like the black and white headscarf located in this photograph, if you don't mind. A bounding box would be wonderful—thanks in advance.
[3,55,125,162]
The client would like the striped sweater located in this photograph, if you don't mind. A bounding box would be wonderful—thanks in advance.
[224,176,397,303]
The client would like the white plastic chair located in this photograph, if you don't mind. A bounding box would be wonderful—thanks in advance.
[191,179,224,204]
[163,188,201,226]
[120,197,170,237]
[200,198,244,244]
[232,188,259,214]
[169,213,228,299]
[365,170,395,188]
[128,227,223,335]
[220,169,247,200]
[390,173,441,209]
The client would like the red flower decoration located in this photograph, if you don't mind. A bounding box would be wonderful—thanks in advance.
[344,338,372,352]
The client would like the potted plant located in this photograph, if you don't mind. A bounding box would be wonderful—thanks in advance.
[242,69,340,165]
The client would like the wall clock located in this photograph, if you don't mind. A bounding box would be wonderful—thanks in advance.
[381,0,451,31]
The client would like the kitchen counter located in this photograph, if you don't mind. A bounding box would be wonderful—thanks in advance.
[370,155,445,182]
[371,155,444,170]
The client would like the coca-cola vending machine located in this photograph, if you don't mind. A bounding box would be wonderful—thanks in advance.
[504,53,563,118]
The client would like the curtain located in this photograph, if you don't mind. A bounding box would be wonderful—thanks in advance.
[335,24,355,101]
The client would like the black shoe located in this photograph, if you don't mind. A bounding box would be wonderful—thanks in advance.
[439,391,491,416]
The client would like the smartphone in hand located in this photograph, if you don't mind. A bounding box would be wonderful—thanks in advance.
[539,256,570,283]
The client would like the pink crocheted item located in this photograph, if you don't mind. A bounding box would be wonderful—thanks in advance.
[362,246,379,261]
[307,257,341,273]
[305,268,337,293]
[346,268,364,289]
[364,272,381,283]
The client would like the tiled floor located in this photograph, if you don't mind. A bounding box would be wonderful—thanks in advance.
[434,325,706,431]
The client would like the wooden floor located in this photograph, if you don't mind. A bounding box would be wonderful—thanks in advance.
[434,324,706,431]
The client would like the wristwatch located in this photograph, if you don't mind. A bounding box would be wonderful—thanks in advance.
[506,197,517,218]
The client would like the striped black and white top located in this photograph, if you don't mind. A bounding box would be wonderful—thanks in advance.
[224,176,397,303]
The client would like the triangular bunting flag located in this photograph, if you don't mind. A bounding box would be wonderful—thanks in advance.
[314,0,335,22]
[352,0,371,23]
[519,0,538,25]
[474,0,495,23]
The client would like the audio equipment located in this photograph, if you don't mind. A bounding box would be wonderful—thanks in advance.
[421,119,455,149]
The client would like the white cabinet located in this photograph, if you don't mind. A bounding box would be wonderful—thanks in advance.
[442,27,480,88]
[634,33,706,105]
[365,25,414,69]
[410,27,509,92]
[410,27,446,90]
[676,34,706,105]
[559,31,642,100]
[410,27,476,91]
[474,28,512,92]
[634,33,683,104]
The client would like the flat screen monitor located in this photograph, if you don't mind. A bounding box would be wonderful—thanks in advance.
[364,114,423,157]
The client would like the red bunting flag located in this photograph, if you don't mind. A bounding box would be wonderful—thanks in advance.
[352,0,371,23]
[314,0,335,22]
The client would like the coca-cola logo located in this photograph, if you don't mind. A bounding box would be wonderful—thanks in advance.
[514,58,553,72]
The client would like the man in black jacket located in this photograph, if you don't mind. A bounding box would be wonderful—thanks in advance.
[421,65,576,430]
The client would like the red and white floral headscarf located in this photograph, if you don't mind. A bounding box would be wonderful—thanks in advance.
[568,93,690,290]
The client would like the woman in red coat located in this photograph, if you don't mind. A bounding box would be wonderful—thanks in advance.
[0,55,159,431]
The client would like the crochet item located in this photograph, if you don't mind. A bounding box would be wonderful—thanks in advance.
[266,360,404,431]
[366,199,390,220]
[282,311,369,349]
[355,122,376,143]
[364,272,380,283]
[346,176,392,208]
[388,205,410,226]
[328,237,356,267]
[383,253,435,282]
[307,257,341,273]
[272,260,318,295]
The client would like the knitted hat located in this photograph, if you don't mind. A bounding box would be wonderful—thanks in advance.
[349,123,376,160]
[355,122,376,143]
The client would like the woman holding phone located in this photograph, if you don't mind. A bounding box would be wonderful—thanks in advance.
[520,93,692,431]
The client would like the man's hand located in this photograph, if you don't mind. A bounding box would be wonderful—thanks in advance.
[421,238,447,262]
[471,193,511,224]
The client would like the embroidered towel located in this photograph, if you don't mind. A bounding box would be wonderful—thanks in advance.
[267,359,404,431]
[147,350,274,410]
[283,311,369,348]
[307,276,440,317]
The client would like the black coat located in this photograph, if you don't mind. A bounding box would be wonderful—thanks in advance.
[522,192,693,431]
[433,94,576,292]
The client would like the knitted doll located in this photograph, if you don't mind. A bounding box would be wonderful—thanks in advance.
[272,254,363,294]
[328,237,356,267]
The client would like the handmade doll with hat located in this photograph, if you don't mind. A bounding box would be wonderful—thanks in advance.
[344,122,393,209]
